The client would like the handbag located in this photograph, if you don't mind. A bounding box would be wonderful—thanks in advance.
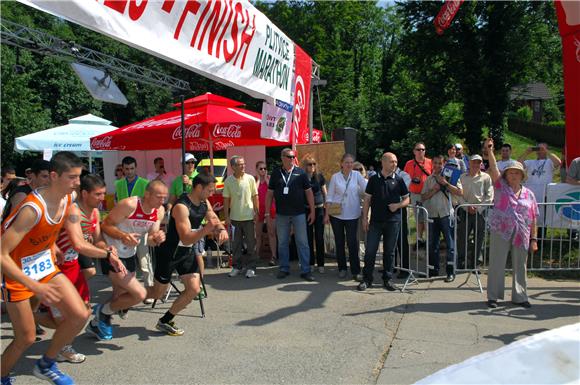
[327,173,352,217]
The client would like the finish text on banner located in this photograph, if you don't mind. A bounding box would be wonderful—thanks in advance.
[19,0,295,104]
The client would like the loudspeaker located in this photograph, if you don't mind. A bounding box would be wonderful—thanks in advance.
[332,127,357,157]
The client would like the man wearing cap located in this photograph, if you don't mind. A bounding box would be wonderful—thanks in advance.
[517,143,561,205]
[169,153,199,209]
[457,155,494,269]
[403,142,432,245]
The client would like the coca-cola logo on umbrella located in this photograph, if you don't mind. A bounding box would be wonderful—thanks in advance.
[214,140,235,150]
[172,124,202,140]
[213,124,242,138]
[91,136,112,149]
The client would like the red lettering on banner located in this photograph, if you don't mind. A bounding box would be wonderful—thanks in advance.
[91,136,113,149]
[171,124,202,140]
[223,2,242,62]
[174,0,201,40]
[161,0,175,13]
[104,0,127,14]
[128,0,148,21]
[198,0,227,55]
[213,124,241,138]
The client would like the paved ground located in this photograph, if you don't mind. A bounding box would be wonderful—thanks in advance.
[1,262,579,385]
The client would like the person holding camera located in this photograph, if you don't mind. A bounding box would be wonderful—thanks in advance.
[421,155,463,282]
[403,142,432,245]
[486,139,538,309]
[146,157,173,186]
[517,143,561,205]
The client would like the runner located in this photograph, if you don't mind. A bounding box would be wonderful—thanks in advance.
[87,180,167,341]
[36,175,125,363]
[148,174,228,336]
[1,151,89,385]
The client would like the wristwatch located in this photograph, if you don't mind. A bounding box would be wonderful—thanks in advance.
[106,249,112,259]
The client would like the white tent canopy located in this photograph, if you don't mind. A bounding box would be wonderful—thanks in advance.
[14,113,117,155]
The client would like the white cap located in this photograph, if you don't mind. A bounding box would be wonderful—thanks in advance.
[184,153,197,162]
[454,143,463,150]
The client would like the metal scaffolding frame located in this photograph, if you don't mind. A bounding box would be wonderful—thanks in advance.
[0,18,190,92]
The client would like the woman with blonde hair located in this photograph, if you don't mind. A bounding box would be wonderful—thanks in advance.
[325,153,367,280]
[353,161,367,179]
[301,154,327,273]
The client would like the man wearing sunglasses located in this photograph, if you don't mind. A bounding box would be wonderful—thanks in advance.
[403,142,432,245]
[265,148,316,281]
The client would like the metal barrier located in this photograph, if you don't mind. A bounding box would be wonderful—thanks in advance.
[454,201,580,293]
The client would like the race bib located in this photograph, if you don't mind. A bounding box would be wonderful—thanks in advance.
[21,249,56,281]
[63,247,79,262]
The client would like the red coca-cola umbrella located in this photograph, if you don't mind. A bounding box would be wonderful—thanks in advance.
[90,93,290,152]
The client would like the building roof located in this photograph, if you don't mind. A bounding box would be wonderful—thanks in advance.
[510,82,552,101]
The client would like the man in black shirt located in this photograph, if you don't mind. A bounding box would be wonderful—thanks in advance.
[358,152,410,291]
[266,148,316,281]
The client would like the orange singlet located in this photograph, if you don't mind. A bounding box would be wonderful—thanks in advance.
[1,190,72,302]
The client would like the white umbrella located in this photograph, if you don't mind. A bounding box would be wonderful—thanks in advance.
[15,113,117,170]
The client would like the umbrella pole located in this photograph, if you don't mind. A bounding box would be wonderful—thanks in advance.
[88,153,93,173]
[180,95,186,192]
[209,136,214,176]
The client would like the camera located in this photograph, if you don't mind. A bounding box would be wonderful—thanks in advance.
[411,177,421,184]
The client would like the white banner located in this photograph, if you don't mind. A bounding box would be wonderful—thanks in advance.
[545,183,580,229]
[260,101,291,142]
[19,0,295,104]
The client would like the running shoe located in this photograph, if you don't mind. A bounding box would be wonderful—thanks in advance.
[56,345,86,364]
[92,304,113,339]
[33,360,74,385]
[0,376,14,385]
[228,268,242,277]
[85,321,112,341]
[245,269,256,278]
[156,320,184,336]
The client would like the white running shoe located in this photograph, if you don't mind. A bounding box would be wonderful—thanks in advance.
[228,268,242,277]
[245,269,256,278]
[56,344,86,364]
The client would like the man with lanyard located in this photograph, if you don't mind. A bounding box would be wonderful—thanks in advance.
[223,155,259,278]
[358,153,410,291]
[148,174,228,335]
[168,153,198,210]
[403,142,432,245]
[1,151,92,385]
[265,148,316,281]
[87,180,167,341]
[39,174,125,364]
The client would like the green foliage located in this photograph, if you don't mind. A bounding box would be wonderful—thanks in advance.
[516,106,533,121]
[546,120,565,128]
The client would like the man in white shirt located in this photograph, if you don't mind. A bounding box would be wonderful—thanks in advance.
[146,157,173,186]
[496,143,515,172]
[518,143,562,203]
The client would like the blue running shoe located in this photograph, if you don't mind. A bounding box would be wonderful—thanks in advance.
[85,321,112,341]
[1,376,14,385]
[33,360,75,385]
[93,303,113,339]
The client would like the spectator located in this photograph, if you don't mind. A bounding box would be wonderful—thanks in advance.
[169,153,198,209]
[456,155,494,269]
[325,153,367,280]
[485,139,538,309]
[455,144,470,172]
[302,154,327,273]
[447,144,466,174]
[367,165,377,178]
[223,155,259,278]
[254,161,277,266]
[481,141,491,172]
[114,164,124,180]
[421,155,463,282]
[146,157,173,186]
[265,148,316,281]
[115,156,149,202]
[496,143,515,172]
[353,161,367,179]
[358,152,410,291]
[517,143,562,204]
[395,166,411,278]
[566,157,580,185]
[403,142,432,244]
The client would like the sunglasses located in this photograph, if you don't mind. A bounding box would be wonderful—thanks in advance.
[185,161,195,164]
[414,148,426,152]
[307,163,316,166]
[258,167,267,171]
[284,155,296,159]
[354,168,363,172]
